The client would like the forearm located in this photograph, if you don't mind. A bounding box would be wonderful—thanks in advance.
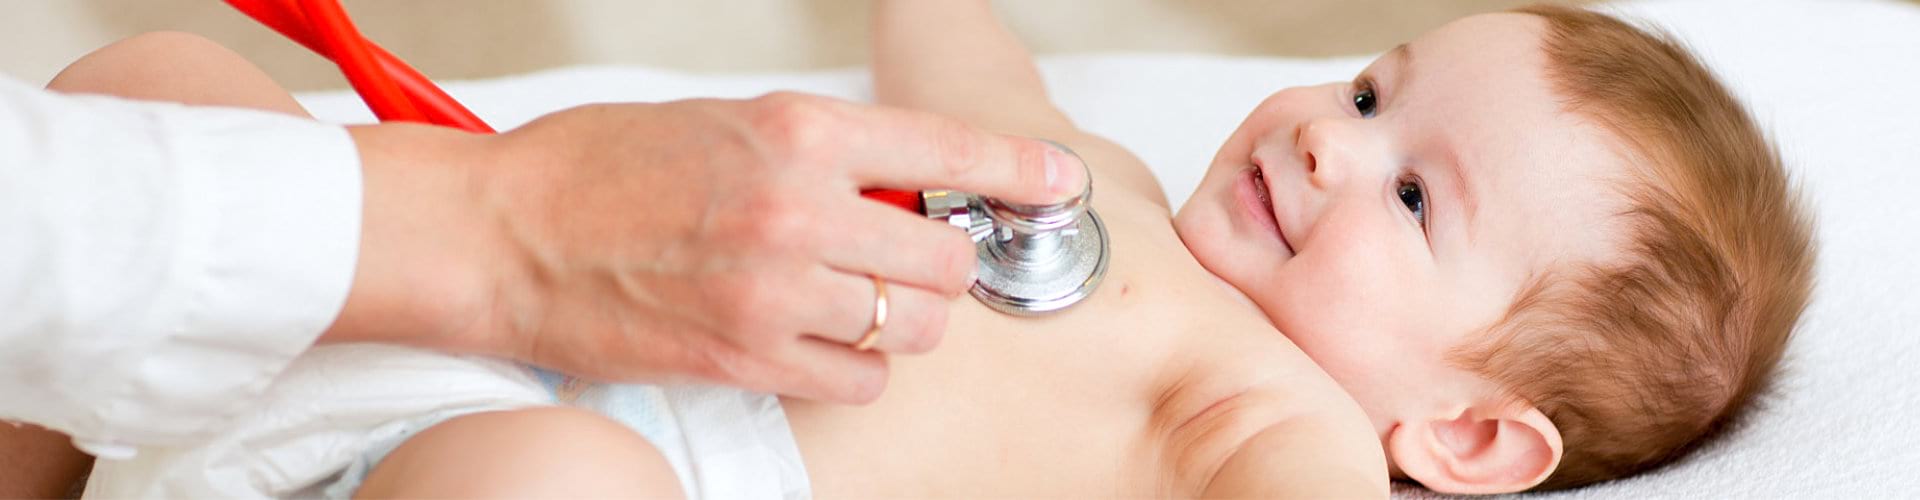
[321,122,510,357]
[870,0,1073,134]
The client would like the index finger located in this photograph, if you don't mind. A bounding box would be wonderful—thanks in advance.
[826,103,1089,205]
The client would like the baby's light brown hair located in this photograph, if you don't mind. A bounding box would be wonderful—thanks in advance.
[1450,4,1816,490]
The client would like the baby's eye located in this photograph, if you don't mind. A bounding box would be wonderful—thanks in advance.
[1397,178,1426,229]
[1352,81,1379,118]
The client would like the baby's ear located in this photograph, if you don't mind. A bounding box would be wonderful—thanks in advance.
[1386,401,1563,494]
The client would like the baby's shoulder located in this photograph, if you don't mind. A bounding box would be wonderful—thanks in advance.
[1149,345,1385,496]
[1201,408,1390,498]
[1052,132,1170,211]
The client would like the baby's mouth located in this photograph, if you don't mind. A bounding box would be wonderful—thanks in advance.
[1246,166,1295,255]
[1251,167,1272,206]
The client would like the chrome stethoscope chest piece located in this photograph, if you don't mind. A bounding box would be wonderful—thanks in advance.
[920,157,1110,316]
[970,204,1109,316]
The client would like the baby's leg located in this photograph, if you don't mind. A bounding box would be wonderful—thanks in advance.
[355,407,682,498]
[46,31,310,118]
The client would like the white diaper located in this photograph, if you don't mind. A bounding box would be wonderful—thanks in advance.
[540,378,813,499]
[81,344,812,499]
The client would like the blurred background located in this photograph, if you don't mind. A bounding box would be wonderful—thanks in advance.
[0,0,1623,91]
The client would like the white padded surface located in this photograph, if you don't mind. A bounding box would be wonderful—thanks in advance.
[298,0,1920,496]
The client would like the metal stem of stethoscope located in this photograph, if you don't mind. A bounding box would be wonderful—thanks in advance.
[225,0,1110,315]
[921,146,1110,315]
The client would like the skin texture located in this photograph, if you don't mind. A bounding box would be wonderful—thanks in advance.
[1173,13,1631,492]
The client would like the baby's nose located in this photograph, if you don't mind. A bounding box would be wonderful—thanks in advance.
[1296,117,1394,192]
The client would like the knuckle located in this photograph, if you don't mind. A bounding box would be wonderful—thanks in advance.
[724,281,769,327]
[932,119,984,179]
[754,90,811,110]
[737,194,813,251]
[737,279,789,333]
[751,92,839,165]
[710,271,778,333]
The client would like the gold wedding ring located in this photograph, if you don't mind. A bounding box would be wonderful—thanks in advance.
[853,274,889,351]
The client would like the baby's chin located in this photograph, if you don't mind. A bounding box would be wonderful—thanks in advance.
[1168,201,1204,255]
[1169,204,1227,280]
[1170,210,1282,327]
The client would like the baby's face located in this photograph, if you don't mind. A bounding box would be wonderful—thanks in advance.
[1173,13,1631,435]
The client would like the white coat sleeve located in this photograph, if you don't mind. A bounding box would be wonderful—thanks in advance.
[0,77,362,456]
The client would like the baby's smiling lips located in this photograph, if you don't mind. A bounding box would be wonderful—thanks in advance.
[1243,162,1296,256]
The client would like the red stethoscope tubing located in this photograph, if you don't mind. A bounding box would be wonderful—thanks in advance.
[295,0,423,123]
[224,0,494,132]
[223,0,919,211]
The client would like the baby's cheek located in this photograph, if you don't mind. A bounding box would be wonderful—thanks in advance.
[1272,238,1423,337]
[1305,238,1408,304]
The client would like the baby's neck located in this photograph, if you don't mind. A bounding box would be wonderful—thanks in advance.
[1173,236,1271,325]
[1203,267,1265,316]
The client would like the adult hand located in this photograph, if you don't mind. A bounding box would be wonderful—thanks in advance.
[324,92,1086,403]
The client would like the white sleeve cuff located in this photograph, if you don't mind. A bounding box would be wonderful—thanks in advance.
[101,105,363,447]
[0,82,362,450]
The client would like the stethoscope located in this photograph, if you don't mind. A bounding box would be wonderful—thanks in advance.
[223,0,1108,315]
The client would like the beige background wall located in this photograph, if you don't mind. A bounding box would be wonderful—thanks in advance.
[0,0,1626,92]
[7,1,1912,91]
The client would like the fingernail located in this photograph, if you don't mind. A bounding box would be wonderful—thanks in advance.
[1044,153,1061,193]
[1045,147,1083,198]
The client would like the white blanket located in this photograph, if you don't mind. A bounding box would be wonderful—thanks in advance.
[296,0,1920,496]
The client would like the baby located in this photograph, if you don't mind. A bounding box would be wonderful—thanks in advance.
[64,1,1812,497]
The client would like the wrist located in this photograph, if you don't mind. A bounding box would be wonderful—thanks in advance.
[321,122,516,357]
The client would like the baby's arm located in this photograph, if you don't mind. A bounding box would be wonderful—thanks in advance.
[870,0,1166,206]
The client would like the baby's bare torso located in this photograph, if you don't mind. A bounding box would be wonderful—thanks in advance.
[783,188,1376,497]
